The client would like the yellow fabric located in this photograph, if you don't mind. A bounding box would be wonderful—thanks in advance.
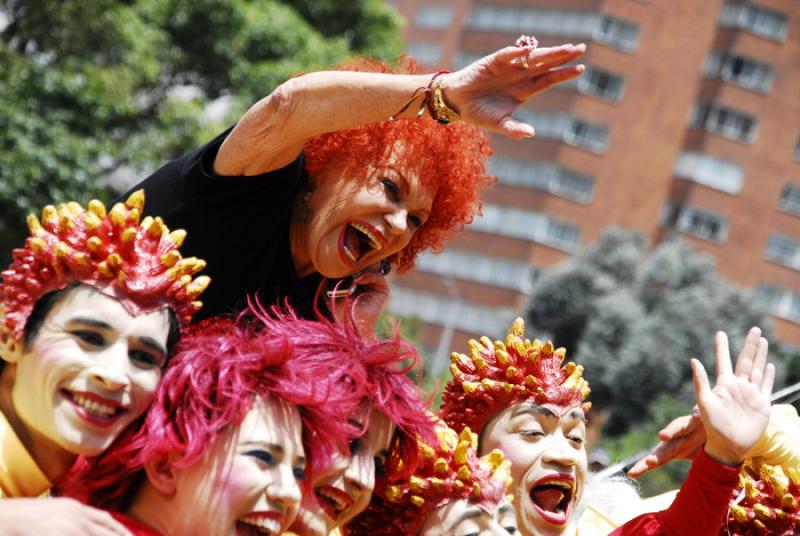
[0,410,51,498]
[745,404,800,468]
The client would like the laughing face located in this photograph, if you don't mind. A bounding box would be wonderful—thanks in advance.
[291,409,395,535]
[291,153,436,279]
[3,285,170,457]
[153,397,305,536]
[481,402,587,536]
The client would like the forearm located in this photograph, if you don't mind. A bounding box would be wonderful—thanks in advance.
[216,71,433,176]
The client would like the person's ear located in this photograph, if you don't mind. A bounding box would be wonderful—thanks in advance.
[0,336,22,365]
[143,451,180,495]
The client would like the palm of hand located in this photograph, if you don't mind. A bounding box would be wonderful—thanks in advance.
[700,372,771,461]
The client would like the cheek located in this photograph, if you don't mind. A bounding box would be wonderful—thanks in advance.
[129,370,162,414]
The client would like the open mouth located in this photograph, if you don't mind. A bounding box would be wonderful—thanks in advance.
[339,220,386,267]
[315,486,355,522]
[235,512,284,536]
[62,389,126,426]
[528,476,575,526]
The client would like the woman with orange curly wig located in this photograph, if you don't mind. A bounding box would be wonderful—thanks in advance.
[122,40,587,331]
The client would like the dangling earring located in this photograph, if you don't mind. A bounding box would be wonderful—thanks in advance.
[294,186,314,225]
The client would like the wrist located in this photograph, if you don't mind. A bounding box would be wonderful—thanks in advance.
[703,442,743,467]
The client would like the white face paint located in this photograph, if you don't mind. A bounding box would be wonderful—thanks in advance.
[291,407,395,535]
[166,397,305,536]
[419,500,518,536]
[8,285,170,456]
[481,402,587,536]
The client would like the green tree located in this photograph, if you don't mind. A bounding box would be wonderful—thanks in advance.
[0,0,402,264]
[525,228,775,433]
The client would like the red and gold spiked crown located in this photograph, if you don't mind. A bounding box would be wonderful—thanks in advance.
[0,191,209,344]
[439,317,591,435]
[724,459,800,535]
[345,424,512,536]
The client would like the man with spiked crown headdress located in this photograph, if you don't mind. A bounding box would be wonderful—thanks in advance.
[0,192,208,530]
[345,422,517,536]
[440,318,778,536]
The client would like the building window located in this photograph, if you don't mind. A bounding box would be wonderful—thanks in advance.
[755,283,800,323]
[488,157,595,203]
[674,205,730,243]
[470,203,581,251]
[765,234,800,270]
[780,183,800,216]
[416,249,537,292]
[719,2,789,42]
[576,66,625,102]
[465,6,638,52]
[415,5,454,29]
[703,50,773,93]
[690,101,758,143]
[518,109,610,153]
[594,15,640,52]
[673,151,744,194]
[407,42,442,66]
[389,287,518,335]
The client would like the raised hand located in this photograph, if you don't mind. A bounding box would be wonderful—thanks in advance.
[442,43,586,139]
[629,327,775,476]
[693,328,774,466]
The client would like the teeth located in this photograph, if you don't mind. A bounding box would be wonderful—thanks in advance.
[343,245,358,263]
[318,488,348,512]
[239,515,280,535]
[71,394,118,417]
[350,223,382,250]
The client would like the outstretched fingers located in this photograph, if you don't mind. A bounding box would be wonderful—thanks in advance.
[715,331,733,379]
[734,326,761,379]
[762,363,776,399]
[692,358,713,407]
[749,336,768,387]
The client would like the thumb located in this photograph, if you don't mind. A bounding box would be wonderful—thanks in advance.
[691,358,712,409]
[497,117,535,139]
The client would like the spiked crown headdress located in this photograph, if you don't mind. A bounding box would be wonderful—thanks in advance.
[345,424,512,536]
[725,459,800,535]
[0,191,209,344]
[439,317,591,435]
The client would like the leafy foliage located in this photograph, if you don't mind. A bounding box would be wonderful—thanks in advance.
[0,0,403,265]
[525,228,775,433]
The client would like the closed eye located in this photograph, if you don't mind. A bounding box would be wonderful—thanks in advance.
[70,330,105,347]
[381,178,400,202]
[519,430,544,440]
[129,349,162,369]
[245,449,275,466]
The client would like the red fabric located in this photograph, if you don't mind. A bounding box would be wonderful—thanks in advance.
[609,448,741,536]
[110,512,163,536]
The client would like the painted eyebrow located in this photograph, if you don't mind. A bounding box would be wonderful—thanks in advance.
[564,408,586,423]
[499,504,514,515]
[453,506,484,527]
[510,404,558,419]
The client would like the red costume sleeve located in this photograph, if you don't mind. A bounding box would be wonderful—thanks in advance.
[609,449,740,536]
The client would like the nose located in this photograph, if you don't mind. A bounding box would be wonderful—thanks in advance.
[343,453,374,492]
[384,209,408,235]
[267,465,302,512]
[540,437,579,468]
[87,344,130,391]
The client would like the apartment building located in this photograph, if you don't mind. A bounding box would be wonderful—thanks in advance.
[387,0,800,371]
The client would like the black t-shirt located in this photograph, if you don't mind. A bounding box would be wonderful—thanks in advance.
[120,129,323,321]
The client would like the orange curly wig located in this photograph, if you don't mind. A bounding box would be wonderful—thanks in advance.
[439,317,591,435]
[302,56,494,273]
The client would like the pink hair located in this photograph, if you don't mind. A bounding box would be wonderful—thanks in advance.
[61,300,434,508]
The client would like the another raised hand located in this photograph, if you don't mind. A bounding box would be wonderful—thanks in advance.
[629,327,775,475]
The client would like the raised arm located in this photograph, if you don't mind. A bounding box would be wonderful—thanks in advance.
[214,43,586,175]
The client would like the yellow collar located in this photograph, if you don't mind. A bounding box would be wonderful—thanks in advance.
[0,410,52,497]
